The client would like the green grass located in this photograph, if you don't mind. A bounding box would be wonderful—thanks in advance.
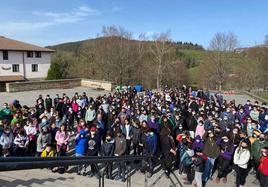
[260,93,268,100]
[188,66,200,83]
[180,49,208,63]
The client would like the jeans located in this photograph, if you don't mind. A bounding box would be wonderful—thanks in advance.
[141,157,154,174]
[260,172,268,187]
[202,157,216,182]
[117,161,126,178]
[126,139,131,155]
[184,164,192,182]
[234,165,247,187]
[133,143,141,155]
[90,163,99,175]
[195,171,203,187]
[217,157,232,179]
[76,153,86,174]
[105,162,113,178]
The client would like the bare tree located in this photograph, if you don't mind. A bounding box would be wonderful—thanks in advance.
[95,25,134,85]
[78,42,96,78]
[210,32,238,52]
[133,33,147,85]
[207,32,238,91]
[233,58,262,90]
[150,32,173,89]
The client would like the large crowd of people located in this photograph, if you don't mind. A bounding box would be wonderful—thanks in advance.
[0,86,268,187]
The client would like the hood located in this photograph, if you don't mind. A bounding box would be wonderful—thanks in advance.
[80,129,86,135]
[195,135,202,140]
[186,149,194,157]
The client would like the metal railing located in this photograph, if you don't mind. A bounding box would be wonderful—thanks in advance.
[0,155,183,187]
[0,155,149,187]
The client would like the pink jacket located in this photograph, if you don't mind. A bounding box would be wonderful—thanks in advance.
[55,131,70,145]
[195,124,205,138]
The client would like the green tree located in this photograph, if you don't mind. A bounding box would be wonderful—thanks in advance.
[46,52,72,80]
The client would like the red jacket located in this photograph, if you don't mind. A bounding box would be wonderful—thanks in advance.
[72,102,79,113]
[259,156,268,176]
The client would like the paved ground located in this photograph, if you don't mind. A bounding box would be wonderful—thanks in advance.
[0,88,255,108]
[0,89,260,186]
[215,93,255,105]
[0,87,109,107]
[0,166,258,187]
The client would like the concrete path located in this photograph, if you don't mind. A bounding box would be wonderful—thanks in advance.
[0,88,257,108]
[0,89,260,186]
[0,166,258,187]
[0,87,109,107]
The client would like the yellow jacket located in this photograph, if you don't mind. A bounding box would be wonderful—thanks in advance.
[41,150,56,157]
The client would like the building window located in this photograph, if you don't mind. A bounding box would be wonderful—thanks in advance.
[12,64,20,72]
[27,51,33,58]
[3,50,8,60]
[32,64,38,72]
[35,51,41,58]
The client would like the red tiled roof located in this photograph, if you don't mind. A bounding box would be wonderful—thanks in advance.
[0,75,25,82]
[0,36,55,52]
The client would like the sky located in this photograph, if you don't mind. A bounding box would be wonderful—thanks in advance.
[0,0,267,48]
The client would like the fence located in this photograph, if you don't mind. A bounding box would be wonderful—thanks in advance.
[0,155,183,187]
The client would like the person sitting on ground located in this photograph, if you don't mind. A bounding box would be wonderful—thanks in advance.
[41,144,57,172]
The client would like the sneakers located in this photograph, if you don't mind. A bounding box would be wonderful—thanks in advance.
[120,177,126,182]
[88,172,94,177]
[114,175,125,182]
[114,175,121,181]
[106,175,113,180]
[94,174,100,179]
[164,170,170,178]
[252,179,260,185]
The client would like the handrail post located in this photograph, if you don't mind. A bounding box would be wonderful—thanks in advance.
[99,172,101,187]
[126,164,131,187]
[102,170,105,187]
[129,173,131,187]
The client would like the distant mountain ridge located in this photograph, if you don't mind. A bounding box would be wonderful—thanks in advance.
[47,36,204,54]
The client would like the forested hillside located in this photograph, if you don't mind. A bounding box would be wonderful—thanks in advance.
[46,26,268,90]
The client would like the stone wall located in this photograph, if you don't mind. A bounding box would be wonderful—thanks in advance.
[6,79,115,92]
[81,79,115,91]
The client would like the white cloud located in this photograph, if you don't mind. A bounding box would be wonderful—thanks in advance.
[33,6,100,23]
[78,6,101,15]
[0,21,54,35]
[0,6,100,44]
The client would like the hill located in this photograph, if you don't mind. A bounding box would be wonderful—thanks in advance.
[47,36,204,54]
[46,36,207,88]
[47,36,266,90]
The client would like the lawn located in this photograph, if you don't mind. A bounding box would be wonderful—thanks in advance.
[188,66,199,84]
[259,93,268,101]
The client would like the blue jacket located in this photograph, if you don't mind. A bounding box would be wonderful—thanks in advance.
[75,130,88,155]
[146,133,157,156]
[259,112,268,133]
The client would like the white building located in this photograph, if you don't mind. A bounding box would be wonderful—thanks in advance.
[0,36,55,82]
